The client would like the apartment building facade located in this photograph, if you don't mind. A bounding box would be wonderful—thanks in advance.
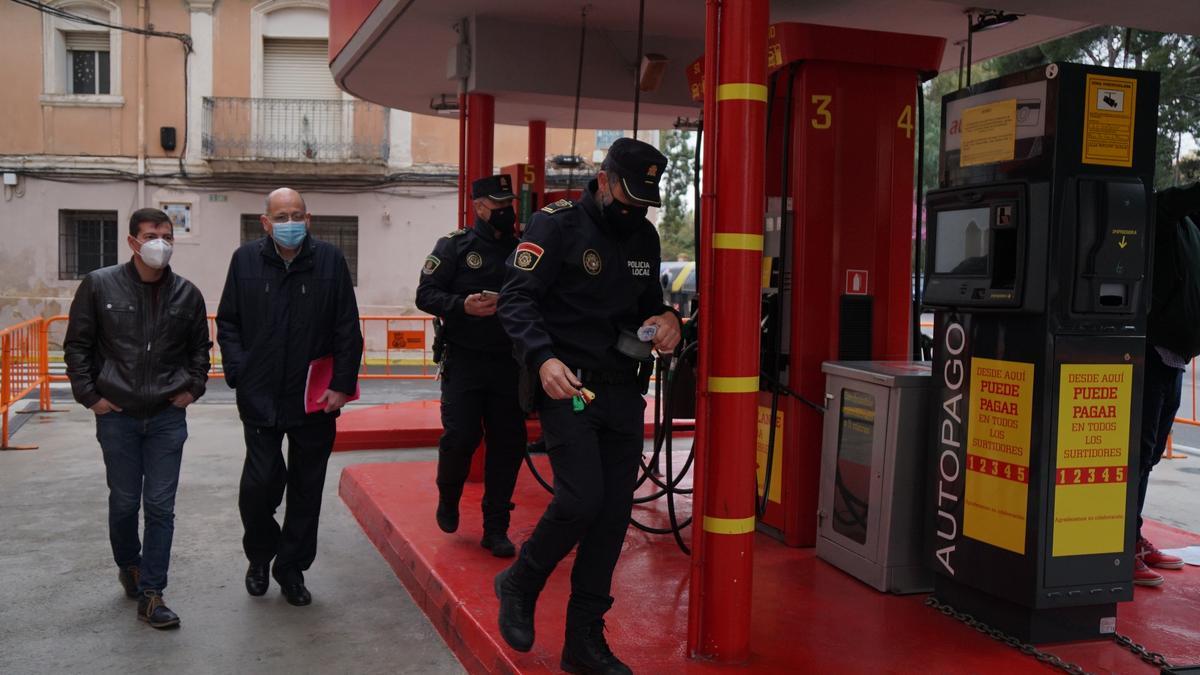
[0,0,618,326]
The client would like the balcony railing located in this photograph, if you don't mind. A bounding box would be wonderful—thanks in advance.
[202,97,389,163]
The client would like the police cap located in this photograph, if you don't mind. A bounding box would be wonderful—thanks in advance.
[471,174,516,201]
[601,137,668,208]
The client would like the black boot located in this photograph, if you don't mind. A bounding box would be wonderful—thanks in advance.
[494,566,536,652]
[480,532,516,558]
[494,549,551,653]
[436,496,460,533]
[481,500,516,557]
[561,620,631,675]
[137,591,181,630]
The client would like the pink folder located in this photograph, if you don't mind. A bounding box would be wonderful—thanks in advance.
[304,355,360,414]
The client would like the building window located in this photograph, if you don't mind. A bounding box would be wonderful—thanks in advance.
[59,210,118,280]
[65,31,111,95]
[240,214,359,285]
[41,2,123,105]
[596,130,623,151]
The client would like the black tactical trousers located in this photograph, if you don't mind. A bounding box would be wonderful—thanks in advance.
[437,347,527,534]
[516,380,644,631]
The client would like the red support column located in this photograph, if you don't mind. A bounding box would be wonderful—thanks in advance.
[463,92,496,228]
[688,0,768,664]
[458,93,467,229]
[528,120,546,211]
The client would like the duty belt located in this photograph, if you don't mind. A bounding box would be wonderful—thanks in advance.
[574,367,639,385]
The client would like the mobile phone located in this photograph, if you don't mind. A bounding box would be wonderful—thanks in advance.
[480,290,499,298]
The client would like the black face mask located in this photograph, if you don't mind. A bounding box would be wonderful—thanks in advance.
[601,197,648,233]
[488,206,517,234]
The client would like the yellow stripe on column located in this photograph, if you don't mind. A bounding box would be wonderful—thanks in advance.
[716,83,768,102]
[703,515,756,535]
[713,233,763,251]
[708,376,759,393]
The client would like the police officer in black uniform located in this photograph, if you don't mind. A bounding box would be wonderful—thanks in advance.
[494,139,682,674]
[415,174,527,557]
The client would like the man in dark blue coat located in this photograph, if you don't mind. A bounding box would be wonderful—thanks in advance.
[416,174,527,557]
[216,187,362,607]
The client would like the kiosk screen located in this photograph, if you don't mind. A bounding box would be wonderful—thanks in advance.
[934,207,992,275]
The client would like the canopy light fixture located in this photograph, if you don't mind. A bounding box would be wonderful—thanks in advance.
[970,8,1023,33]
[430,94,459,115]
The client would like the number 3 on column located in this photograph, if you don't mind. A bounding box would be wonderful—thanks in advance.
[811,95,832,129]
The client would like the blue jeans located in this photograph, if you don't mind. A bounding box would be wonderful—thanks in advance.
[95,406,188,593]
[1137,347,1183,537]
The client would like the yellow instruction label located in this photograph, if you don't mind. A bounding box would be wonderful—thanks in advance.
[1052,364,1132,556]
[1082,75,1137,167]
[964,357,1034,554]
[756,405,783,503]
[960,99,1017,167]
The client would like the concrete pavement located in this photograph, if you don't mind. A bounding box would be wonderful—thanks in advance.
[0,401,463,675]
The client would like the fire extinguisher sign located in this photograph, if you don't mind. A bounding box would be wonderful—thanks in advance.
[845,269,869,295]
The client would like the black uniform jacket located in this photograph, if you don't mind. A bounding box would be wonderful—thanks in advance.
[498,180,673,373]
[415,217,519,354]
[216,236,362,428]
[65,262,211,417]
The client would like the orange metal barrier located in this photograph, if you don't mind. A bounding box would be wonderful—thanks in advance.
[1165,356,1200,459]
[357,315,438,380]
[42,313,439,384]
[1,318,49,449]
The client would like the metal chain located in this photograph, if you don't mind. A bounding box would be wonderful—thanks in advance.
[1113,632,1174,670]
[924,596,1091,675]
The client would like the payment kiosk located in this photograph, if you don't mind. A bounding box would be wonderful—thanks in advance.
[924,63,1160,642]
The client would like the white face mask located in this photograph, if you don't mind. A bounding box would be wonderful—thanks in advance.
[138,238,173,269]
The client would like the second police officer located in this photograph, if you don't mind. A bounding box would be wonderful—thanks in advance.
[495,139,682,674]
[416,174,528,557]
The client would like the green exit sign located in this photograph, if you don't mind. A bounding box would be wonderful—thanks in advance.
[208,194,228,202]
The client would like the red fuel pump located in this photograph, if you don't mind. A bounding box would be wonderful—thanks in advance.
[500,162,539,231]
[754,24,944,546]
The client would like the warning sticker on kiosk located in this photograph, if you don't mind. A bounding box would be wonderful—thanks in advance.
[1052,364,1132,557]
[756,406,783,504]
[960,99,1017,167]
[1082,75,1137,167]
[963,357,1034,554]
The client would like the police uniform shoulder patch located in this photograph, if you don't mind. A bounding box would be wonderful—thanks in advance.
[422,255,441,275]
[465,251,483,269]
[540,199,574,214]
[514,242,545,271]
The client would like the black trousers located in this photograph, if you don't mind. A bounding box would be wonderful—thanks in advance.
[520,381,644,630]
[437,348,527,534]
[238,414,336,584]
[1137,347,1184,536]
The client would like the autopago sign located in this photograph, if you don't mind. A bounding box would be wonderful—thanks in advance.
[932,315,968,576]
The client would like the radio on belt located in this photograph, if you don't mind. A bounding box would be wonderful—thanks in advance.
[924,62,1160,643]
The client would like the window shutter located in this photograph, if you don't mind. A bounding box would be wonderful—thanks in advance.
[65,30,110,52]
[262,38,341,100]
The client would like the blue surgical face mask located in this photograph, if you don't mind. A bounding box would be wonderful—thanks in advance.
[271,220,307,249]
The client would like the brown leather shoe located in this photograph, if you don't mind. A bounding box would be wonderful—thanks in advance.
[137,591,181,629]
[118,565,140,599]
